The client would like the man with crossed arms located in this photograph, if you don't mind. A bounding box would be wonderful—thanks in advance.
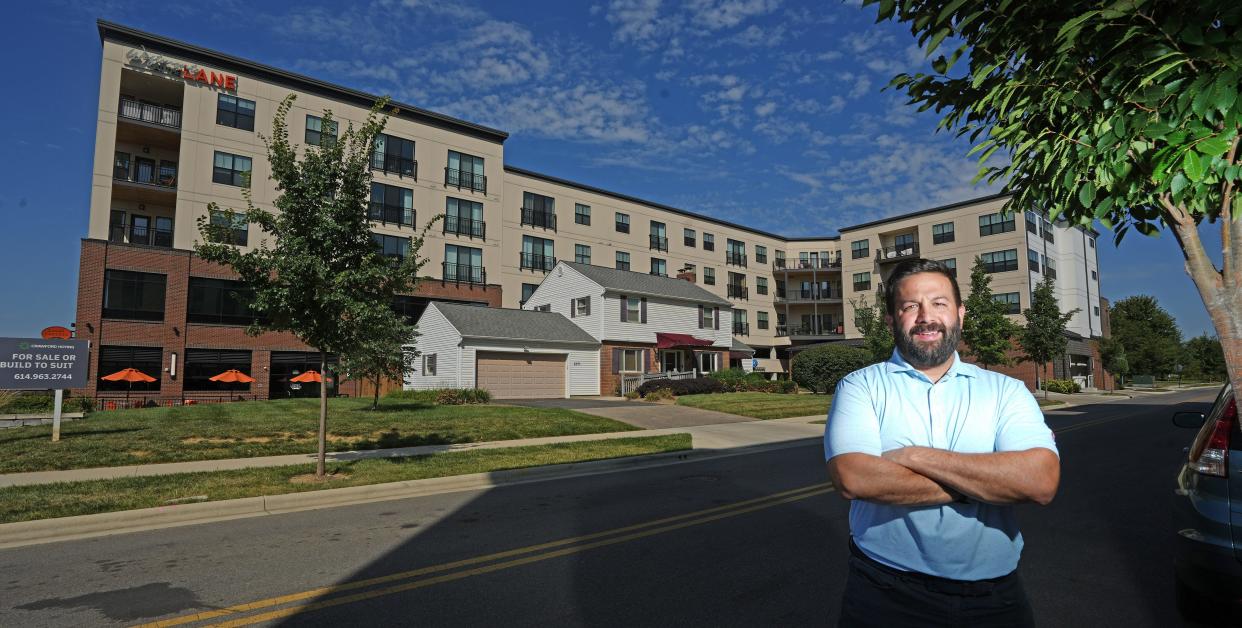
[825,258,1060,627]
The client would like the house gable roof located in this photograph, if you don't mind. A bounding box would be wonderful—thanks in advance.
[561,262,732,307]
[432,302,598,345]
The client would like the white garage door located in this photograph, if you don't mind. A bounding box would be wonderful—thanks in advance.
[476,352,566,399]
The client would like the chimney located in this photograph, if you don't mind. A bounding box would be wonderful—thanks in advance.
[676,265,696,283]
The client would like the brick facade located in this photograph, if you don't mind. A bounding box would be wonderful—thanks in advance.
[598,342,726,396]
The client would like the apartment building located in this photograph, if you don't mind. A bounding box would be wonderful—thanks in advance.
[75,21,1107,401]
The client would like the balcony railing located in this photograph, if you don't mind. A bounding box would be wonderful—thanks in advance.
[444,167,487,194]
[727,284,749,300]
[876,241,920,263]
[110,224,173,248]
[442,262,486,285]
[732,322,750,336]
[726,252,747,267]
[372,154,417,179]
[368,202,413,227]
[114,168,177,189]
[520,252,556,272]
[773,257,841,271]
[444,216,486,239]
[118,97,181,128]
[778,324,845,338]
[775,289,842,303]
[521,208,557,231]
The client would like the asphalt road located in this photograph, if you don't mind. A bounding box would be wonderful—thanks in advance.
[0,387,1223,627]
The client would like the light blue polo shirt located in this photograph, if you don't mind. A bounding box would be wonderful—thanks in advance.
[824,350,1058,581]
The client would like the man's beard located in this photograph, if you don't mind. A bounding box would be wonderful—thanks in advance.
[892,319,961,369]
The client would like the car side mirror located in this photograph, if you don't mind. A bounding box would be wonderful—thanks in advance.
[1172,411,1206,428]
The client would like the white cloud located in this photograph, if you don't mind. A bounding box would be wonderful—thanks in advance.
[685,0,781,32]
[754,101,777,117]
[847,75,872,99]
[441,81,655,144]
[606,0,672,51]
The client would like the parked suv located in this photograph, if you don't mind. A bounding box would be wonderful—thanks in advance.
[1172,384,1241,619]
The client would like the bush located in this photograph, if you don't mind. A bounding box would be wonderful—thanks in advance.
[636,377,726,397]
[0,393,54,413]
[644,388,676,402]
[434,388,492,405]
[708,368,780,392]
[1041,379,1081,394]
[623,390,640,400]
[775,379,799,394]
[791,345,872,394]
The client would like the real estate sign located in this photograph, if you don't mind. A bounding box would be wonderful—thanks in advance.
[0,337,89,390]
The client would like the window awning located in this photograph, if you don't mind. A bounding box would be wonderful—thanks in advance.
[656,332,714,349]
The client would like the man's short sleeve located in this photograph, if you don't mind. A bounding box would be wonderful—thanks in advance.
[824,374,882,461]
[994,378,1059,456]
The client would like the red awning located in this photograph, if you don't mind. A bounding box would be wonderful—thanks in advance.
[656,333,714,349]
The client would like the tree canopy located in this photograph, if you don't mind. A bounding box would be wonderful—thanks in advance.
[1109,295,1183,375]
[851,291,894,363]
[961,256,1021,369]
[1020,278,1079,395]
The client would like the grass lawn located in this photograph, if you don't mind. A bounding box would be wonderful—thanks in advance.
[0,398,638,474]
[1037,399,1066,407]
[0,435,691,524]
[676,392,831,420]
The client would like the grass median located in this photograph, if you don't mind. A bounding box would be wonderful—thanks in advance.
[0,398,639,474]
[675,392,831,420]
[0,434,691,524]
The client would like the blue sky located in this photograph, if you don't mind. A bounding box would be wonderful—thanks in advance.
[0,0,1224,340]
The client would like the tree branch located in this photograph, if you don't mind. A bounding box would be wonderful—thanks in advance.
[1221,135,1241,291]
[1158,194,1224,297]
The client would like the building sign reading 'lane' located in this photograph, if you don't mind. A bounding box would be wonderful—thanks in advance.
[0,338,89,390]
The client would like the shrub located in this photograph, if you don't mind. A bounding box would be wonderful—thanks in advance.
[385,389,438,402]
[1041,379,1080,394]
[0,393,54,413]
[636,377,726,397]
[644,388,675,402]
[433,388,491,405]
[709,368,779,392]
[775,379,799,394]
[623,390,640,400]
[791,345,872,394]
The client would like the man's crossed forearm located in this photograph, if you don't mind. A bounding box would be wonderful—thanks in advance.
[826,447,1059,507]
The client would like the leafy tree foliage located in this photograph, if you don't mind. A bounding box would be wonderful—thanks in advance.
[962,256,1021,369]
[341,319,419,410]
[851,291,894,363]
[792,344,873,394]
[1183,333,1228,380]
[1097,336,1131,388]
[1019,278,1079,397]
[1109,295,1183,376]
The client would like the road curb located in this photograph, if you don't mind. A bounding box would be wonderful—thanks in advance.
[0,437,819,549]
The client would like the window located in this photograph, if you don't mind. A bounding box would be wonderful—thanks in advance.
[444,244,484,283]
[684,228,696,247]
[103,270,166,321]
[775,250,786,268]
[1025,211,1039,234]
[216,94,255,131]
[700,306,716,329]
[732,309,749,335]
[533,304,552,312]
[776,279,786,298]
[851,239,869,259]
[726,239,747,266]
[1044,255,1057,279]
[369,183,415,227]
[755,245,768,264]
[423,354,437,376]
[940,258,957,277]
[1091,269,1098,281]
[521,235,555,271]
[208,209,248,246]
[620,348,643,372]
[446,150,485,192]
[981,249,1019,273]
[852,271,871,292]
[626,297,642,322]
[650,221,668,251]
[113,151,130,180]
[1094,305,1101,316]
[932,222,955,244]
[1088,237,1096,249]
[574,203,591,225]
[188,277,257,325]
[1040,218,1055,242]
[616,251,631,271]
[615,212,630,233]
[1028,249,1041,273]
[704,267,716,285]
[372,133,417,178]
[212,151,252,187]
[371,232,410,261]
[756,277,768,295]
[979,212,1016,236]
[573,297,591,317]
[575,244,592,265]
[521,192,557,230]
[994,292,1021,314]
[445,197,484,238]
[305,115,337,146]
[521,283,539,305]
[650,258,667,276]
[703,233,715,251]
[97,346,162,393]
[727,272,748,299]
[185,349,252,391]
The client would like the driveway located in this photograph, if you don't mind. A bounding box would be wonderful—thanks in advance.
[502,397,753,429]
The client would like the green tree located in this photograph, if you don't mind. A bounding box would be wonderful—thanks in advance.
[1109,296,1183,376]
[961,256,1021,369]
[1184,333,1228,381]
[196,96,428,478]
[341,317,419,410]
[1097,336,1131,389]
[851,291,894,363]
[1019,278,1080,398]
[864,0,1242,405]
[791,344,873,394]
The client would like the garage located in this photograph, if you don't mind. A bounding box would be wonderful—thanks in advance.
[476,351,566,399]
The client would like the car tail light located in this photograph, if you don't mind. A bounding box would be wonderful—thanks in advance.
[1188,397,1236,477]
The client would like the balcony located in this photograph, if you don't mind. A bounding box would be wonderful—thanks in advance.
[372,154,417,179]
[775,289,842,304]
[521,208,557,231]
[118,97,181,129]
[777,324,845,339]
[444,167,487,194]
[649,235,668,251]
[727,284,749,300]
[442,262,487,285]
[110,224,173,248]
[732,322,750,336]
[444,216,486,239]
[520,252,556,272]
[726,252,747,267]
[368,202,413,228]
[773,256,841,272]
[876,241,920,263]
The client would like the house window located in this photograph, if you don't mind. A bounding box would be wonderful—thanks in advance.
[423,353,437,376]
[852,272,871,292]
[573,297,591,317]
[184,349,252,391]
[700,307,716,328]
[444,244,484,283]
[188,277,258,325]
[521,192,557,230]
[703,233,715,251]
[534,304,552,312]
[650,221,668,251]
[371,232,410,261]
[757,311,769,330]
[850,239,869,259]
[575,244,592,265]
[97,346,162,393]
[615,212,630,233]
[372,133,417,177]
[979,212,1016,236]
[684,228,696,247]
[621,348,643,372]
[940,258,956,277]
[369,183,414,227]
[216,94,256,131]
[103,270,166,321]
[445,197,485,238]
[981,249,1019,273]
[616,251,630,271]
[994,292,1021,315]
[208,209,249,246]
[932,222,955,244]
[446,150,485,192]
[704,267,716,285]
[1094,305,1101,316]
[650,258,667,276]
[726,239,747,266]
[305,115,337,146]
[521,235,555,271]
[521,283,538,305]
[212,151,252,187]
[1091,269,1098,281]
[1044,255,1057,279]
[1025,211,1039,234]
[626,297,642,321]
[1088,237,1096,249]
[575,203,591,225]
[1028,249,1041,273]
[756,277,768,295]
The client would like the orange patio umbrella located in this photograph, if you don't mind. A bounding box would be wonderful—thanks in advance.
[289,370,323,383]
[100,367,157,404]
[209,369,256,395]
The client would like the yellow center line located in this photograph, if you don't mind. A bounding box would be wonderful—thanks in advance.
[132,482,832,628]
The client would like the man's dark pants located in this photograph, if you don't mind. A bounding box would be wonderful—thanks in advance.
[839,541,1035,627]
